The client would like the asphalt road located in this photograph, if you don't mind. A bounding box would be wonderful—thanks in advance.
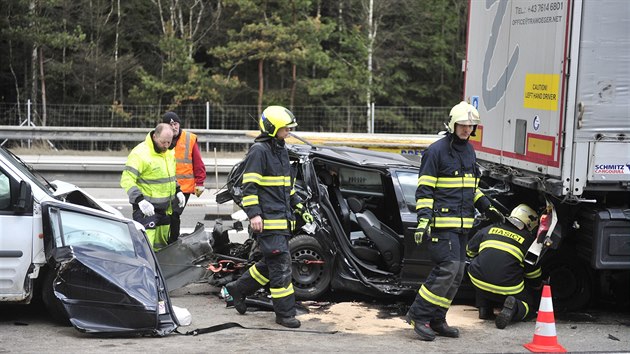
[1,282,629,353]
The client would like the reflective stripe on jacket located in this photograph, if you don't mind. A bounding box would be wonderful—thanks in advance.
[415,133,491,230]
[120,132,177,210]
[466,223,542,295]
[173,130,196,193]
[241,138,302,236]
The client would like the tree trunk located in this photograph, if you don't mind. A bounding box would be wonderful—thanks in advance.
[257,58,264,118]
[366,0,374,133]
[39,47,47,127]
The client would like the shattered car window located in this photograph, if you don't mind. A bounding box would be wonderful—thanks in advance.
[51,209,135,254]
[395,170,418,212]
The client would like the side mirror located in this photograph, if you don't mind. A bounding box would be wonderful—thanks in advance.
[15,180,33,214]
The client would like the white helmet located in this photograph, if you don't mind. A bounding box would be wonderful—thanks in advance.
[507,204,539,231]
[447,101,480,134]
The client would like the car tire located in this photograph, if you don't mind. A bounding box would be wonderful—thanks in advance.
[289,234,331,300]
[41,268,70,325]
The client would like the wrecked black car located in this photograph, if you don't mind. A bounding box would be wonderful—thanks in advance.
[213,142,491,301]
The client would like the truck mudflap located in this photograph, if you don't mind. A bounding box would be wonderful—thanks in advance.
[41,201,178,336]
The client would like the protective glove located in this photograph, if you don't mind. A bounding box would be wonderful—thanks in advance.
[177,192,186,208]
[194,185,205,197]
[301,210,314,223]
[486,205,505,224]
[414,218,430,245]
[294,203,313,223]
[138,199,155,217]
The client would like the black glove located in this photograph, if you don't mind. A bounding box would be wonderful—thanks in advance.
[486,205,505,224]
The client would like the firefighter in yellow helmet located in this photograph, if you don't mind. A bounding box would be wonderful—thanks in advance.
[406,101,505,341]
[467,204,543,329]
[225,106,311,328]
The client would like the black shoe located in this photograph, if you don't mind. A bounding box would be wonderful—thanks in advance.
[478,307,494,320]
[276,316,301,328]
[225,282,247,315]
[406,313,436,341]
[430,320,460,338]
[496,296,518,329]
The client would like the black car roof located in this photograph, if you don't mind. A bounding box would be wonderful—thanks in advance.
[288,143,421,169]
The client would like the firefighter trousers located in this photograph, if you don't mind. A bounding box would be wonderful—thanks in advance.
[231,234,296,318]
[474,286,538,321]
[408,230,467,324]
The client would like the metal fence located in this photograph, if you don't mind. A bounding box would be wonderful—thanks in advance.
[0,102,448,152]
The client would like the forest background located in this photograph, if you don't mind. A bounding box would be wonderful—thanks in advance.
[0,0,467,132]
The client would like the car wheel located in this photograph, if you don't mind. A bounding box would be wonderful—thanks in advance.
[41,268,70,325]
[289,234,331,300]
[541,250,593,312]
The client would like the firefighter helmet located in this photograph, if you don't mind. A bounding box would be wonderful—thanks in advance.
[447,101,480,133]
[259,106,297,137]
[507,204,539,231]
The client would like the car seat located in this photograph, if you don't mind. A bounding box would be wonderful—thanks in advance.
[347,196,402,272]
[318,170,351,235]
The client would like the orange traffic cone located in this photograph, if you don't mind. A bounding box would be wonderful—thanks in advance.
[523,285,566,353]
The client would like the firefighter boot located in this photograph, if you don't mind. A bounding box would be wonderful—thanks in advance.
[225,282,247,315]
[430,319,460,338]
[478,307,494,320]
[496,296,518,329]
[276,316,301,328]
[406,313,436,341]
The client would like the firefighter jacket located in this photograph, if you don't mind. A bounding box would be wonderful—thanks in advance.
[121,132,179,211]
[415,133,492,230]
[241,136,302,236]
[172,130,206,193]
[466,222,543,295]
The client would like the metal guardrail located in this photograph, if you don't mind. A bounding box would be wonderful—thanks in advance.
[9,128,441,187]
[0,126,441,152]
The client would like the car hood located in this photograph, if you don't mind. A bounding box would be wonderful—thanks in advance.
[51,179,124,218]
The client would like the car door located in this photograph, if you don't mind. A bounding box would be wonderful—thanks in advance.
[390,169,434,286]
[0,166,35,301]
[41,201,177,336]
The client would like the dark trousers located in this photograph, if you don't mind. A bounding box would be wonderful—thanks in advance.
[169,193,191,243]
[231,234,296,318]
[474,286,539,321]
[408,230,467,323]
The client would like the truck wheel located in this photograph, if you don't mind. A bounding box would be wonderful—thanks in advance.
[41,268,70,325]
[541,251,593,312]
[289,235,331,300]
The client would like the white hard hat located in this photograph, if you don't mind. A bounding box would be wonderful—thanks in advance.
[447,101,480,133]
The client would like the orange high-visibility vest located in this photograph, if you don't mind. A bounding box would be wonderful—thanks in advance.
[173,130,197,193]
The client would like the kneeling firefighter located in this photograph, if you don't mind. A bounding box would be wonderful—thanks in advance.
[466,204,543,329]
[225,106,312,328]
